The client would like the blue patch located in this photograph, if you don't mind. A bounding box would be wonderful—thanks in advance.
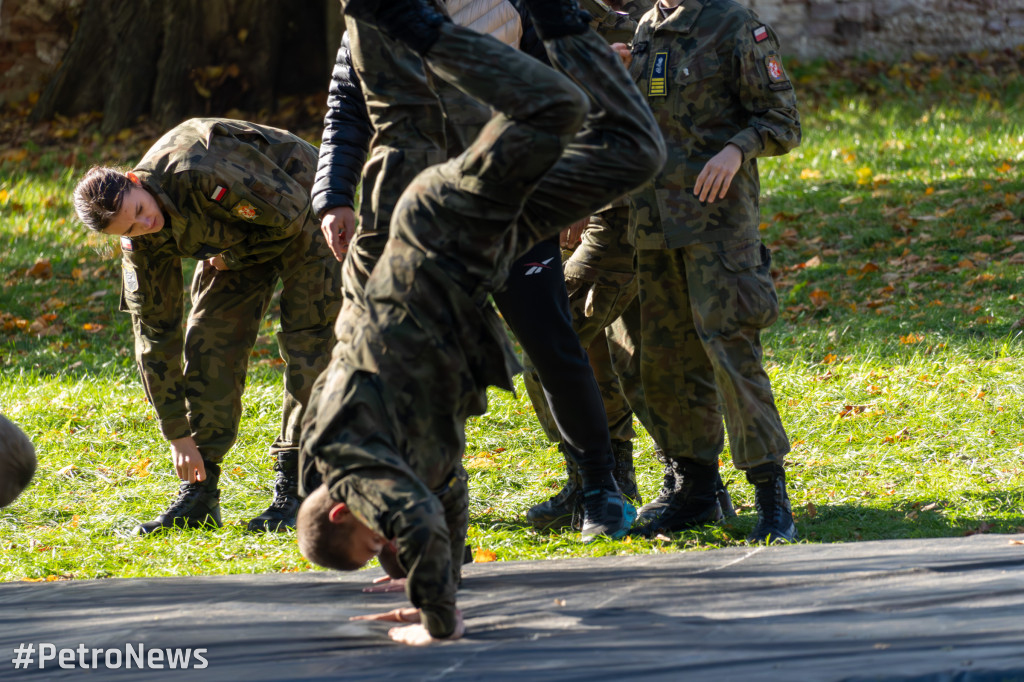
[649,51,668,96]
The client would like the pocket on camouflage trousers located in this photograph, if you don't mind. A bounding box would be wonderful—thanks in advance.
[711,239,779,331]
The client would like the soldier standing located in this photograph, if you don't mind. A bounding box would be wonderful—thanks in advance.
[73,118,342,534]
[624,0,801,541]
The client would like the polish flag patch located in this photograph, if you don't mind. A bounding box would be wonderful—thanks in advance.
[753,25,768,42]
[120,236,134,252]
[210,185,227,202]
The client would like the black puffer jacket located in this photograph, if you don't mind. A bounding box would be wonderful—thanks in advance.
[310,32,372,220]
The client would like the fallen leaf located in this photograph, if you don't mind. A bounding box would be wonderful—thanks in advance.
[473,548,497,563]
[27,259,52,279]
[126,457,152,478]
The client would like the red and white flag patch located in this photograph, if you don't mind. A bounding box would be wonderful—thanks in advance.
[753,25,768,42]
[120,236,134,252]
[210,185,227,202]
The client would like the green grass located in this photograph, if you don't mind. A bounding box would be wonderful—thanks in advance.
[2,49,1024,581]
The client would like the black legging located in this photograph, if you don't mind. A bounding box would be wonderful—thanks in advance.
[492,238,614,485]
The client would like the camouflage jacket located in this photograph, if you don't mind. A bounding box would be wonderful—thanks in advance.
[306,236,518,638]
[121,118,318,440]
[627,0,800,248]
[309,395,461,638]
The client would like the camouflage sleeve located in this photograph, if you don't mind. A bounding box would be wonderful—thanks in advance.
[727,21,801,162]
[332,468,458,639]
[185,171,309,270]
[589,0,652,44]
[118,238,189,441]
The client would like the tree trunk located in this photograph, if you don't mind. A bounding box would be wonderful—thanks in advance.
[31,0,327,133]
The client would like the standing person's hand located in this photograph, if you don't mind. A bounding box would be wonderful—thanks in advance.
[694,144,743,203]
[206,254,229,270]
[320,206,357,262]
[560,217,589,250]
[610,43,632,69]
[170,436,206,483]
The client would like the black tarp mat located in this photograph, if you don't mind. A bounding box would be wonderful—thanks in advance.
[2,533,1023,681]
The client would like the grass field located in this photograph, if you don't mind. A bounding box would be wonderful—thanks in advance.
[1,49,1023,581]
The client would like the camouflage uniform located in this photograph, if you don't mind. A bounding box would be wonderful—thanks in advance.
[626,0,800,469]
[321,6,631,529]
[122,118,341,468]
[303,23,664,638]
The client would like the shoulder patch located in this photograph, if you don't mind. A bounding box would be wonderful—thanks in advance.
[120,236,134,252]
[231,200,261,222]
[210,185,227,202]
[765,54,786,82]
[123,266,139,293]
[753,25,769,42]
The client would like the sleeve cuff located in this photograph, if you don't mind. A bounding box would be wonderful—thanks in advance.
[419,607,457,639]
[726,129,763,163]
[158,418,191,442]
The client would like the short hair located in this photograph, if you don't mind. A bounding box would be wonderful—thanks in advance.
[0,414,37,508]
[73,166,133,232]
[297,484,364,571]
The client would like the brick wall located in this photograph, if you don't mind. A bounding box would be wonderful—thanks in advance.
[747,0,1024,60]
[1,0,1022,110]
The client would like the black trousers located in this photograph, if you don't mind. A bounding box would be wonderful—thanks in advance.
[493,238,614,482]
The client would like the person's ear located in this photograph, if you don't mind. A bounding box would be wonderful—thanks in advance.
[126,171,142,186]
[327,502,349,524]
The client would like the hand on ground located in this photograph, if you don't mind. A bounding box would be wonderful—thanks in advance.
[363,577,407,593]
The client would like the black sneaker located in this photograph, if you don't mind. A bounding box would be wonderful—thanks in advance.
[746,463,797,543]
[342,0,449,54]
[521,0,592,39]
[632,459,722,537]
[246,469,300,532]
[136,466,222,535]
[581,486,636,543]
[526,445,582,531]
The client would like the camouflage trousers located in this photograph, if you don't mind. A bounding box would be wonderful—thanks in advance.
[186,215,341,464]
[341,17,448,303]
[305,24,664,481]
[635,238,789,469]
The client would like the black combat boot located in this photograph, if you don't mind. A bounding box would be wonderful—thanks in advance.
[611,439,642,506]
[247,452,301,532]
[746,463,797,543]
[632,458,722,537]
[580,483,636,543]
[634,448,677,523]
[521,0,592,39]
[526,444,582,531]
[136,463,221,534]
[717,475,736,518]
[341,0,449,55]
